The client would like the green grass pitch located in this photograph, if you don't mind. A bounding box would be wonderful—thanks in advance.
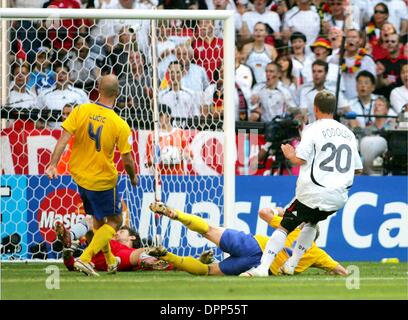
[1,262,407,300]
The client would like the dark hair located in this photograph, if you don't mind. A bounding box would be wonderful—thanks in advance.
[63,103,75,110]
[54,62,70,73]
[11,62,30,75]
[314,90,336,114]
[400,33,408,45]
[290,31,307,43]
[74,35,90,46]
[254,21,268,30]
[266,61,281,72]
[168,60,183,71]
[368,3,390,29]
[251,21,274,36]
[276,54,295,82]
[312,59,329,74]
[159,103,172,116]
[120,226,142,249]
[374,2,389,15]
[356,70,376,85]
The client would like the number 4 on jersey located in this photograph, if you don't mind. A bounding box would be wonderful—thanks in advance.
[88,123,103,152]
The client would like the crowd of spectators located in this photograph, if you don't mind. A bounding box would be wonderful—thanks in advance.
[4,0,408,175]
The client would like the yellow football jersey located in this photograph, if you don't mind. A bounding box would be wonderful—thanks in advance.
[62,102,132,191]
[254,215,338,275]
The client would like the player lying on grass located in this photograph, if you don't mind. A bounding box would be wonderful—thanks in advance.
[55,222,172,275]
[147,202,348,276]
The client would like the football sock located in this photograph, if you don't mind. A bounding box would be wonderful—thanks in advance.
[286,223,317,268]
[174,209,209,234]
[103,242,117,266]
[259,229,287,271]
[70,219,89,241]
[79,224,116,263]
[161,252,209,275]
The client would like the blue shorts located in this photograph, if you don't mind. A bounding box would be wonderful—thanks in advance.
[218,229,263,275]
[77,185,121,221]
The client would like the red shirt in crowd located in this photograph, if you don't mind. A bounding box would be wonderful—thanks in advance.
[192,37,224,82]
[46,0,83,51]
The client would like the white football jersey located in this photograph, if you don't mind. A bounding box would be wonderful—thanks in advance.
[38,85,89,111]
[295,119,363,211]
[158,87,201,119]
[8,89,37,109]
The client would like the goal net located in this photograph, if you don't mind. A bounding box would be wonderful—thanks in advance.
[0,8,236,262]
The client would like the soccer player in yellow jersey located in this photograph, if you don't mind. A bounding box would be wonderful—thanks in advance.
[46,75,138,276]
[147,202,347,276]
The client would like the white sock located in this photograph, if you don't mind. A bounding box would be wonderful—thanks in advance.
[286,223,317,268]
[70,219,89,241]
[259,229,287,271]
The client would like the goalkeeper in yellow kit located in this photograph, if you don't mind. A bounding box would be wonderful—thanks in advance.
[148,202,347,276]
[46,75,138,276]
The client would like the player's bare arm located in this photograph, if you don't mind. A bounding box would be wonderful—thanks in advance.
[46,129,72,179]
[330,264,348,276]
[281,143,306,166]
[258,207,285,224]
[121,152,138,186]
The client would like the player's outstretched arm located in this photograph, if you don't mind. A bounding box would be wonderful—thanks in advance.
[121,152,138,186]
[258,207,285,229]
[46,130,72,179]
[330,264,348,276]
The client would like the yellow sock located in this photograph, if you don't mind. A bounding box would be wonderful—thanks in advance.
[174,209,209,234]
[102,242,117,266]
[161,252,209,275]
[80,224,116,263]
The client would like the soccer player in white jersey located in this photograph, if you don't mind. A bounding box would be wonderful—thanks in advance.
[241,90,363,277]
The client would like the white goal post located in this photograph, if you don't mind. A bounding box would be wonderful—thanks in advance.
[0,8,235,260]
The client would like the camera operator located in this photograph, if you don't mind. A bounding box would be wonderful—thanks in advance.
[257,107,305,175]
[359,96,396,175]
